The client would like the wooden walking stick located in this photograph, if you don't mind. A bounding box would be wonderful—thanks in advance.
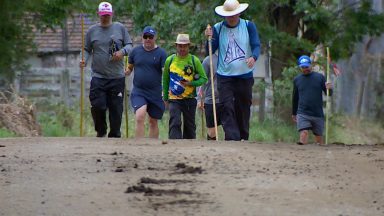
[207,24,219,141]
[80,14,85,137]
[124,56,129,138]
[325,47,331,145]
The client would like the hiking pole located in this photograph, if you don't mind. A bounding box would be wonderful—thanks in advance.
[325,47,331,145]
[207,24,218,141]
[124,56,129,138]
[80,13,85,137]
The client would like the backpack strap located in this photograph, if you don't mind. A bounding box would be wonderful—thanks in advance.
[191,55,196,72]
[169,54,176,65]
[217,19,250,36]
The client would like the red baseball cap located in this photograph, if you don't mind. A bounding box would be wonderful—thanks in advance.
[98,2,113,16]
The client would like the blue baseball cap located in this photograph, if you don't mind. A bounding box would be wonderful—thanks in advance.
[298,55,311,68]
[143,26,156,36]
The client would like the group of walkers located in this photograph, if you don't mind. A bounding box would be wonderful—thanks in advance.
[80,0,332,144]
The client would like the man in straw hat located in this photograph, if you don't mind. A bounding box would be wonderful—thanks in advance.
[162,34,208,139]
[205,0,260,141]
[80,1,133,138]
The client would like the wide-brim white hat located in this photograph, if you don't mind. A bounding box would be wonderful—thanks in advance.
[215,0,249,17]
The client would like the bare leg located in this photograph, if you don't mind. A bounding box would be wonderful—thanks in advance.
[135,105,147,138]
[299,130,309,144]
[148,116,159,138]
[207,127,216,139]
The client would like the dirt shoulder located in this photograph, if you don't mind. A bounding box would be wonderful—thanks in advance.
[1,138,383,216]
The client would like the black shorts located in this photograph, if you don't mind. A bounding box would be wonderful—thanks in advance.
[204,103,223,128]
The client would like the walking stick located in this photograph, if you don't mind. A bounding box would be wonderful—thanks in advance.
[124,56,129,138]
[80,14,85,137]
[207,24,218,141]
[325,47,331,145]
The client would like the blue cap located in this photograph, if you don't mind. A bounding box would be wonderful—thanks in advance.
[169,74,185,96]
[143,26,156,36]
[298,55,311,68]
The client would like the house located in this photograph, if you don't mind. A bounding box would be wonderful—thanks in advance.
[17,15,136,106]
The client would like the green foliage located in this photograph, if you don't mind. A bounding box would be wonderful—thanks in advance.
[0,128,18,138]
[2,0,383,83]
[37,103,77,137]
[327,114,384,144]
[272,66,300,117]
[249,117,297,143]
[29,102,383,144]
[0,0,33,81]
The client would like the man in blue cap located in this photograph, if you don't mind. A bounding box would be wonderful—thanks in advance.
[126,26,167,138]
[292,55,333,145]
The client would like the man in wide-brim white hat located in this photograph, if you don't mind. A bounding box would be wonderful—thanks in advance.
[204,0,261,141]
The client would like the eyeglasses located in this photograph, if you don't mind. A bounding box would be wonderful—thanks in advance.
[143,35,154,40]
[300,66,309,69]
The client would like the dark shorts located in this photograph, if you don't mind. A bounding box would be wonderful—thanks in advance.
[204,103,223,128]
[297,114,324,136]
[130,93,165,120]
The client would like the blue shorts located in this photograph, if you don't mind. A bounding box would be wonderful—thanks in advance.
[297,114,324,136]
[130,93,165,120]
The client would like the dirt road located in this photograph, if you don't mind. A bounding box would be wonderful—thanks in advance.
[1,138,383,216]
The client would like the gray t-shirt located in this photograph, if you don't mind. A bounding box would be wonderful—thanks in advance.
[84,22,133,79]
[200,54,219,104]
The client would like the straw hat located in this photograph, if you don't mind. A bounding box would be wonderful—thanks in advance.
[215,0,249,17]
[175,34,191,45]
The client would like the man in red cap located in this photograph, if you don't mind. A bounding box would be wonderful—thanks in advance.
[80,2,133,138]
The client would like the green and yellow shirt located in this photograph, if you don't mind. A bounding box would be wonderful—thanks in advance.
[162,54,207,100]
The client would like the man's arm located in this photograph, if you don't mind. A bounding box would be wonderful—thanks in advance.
[205,24,219,56]
[292,81,299,116]
[247,21,261,61]
[121,24,133,56]
[80,28,92,67]
[190,57,208,87]
[162,57,171,101]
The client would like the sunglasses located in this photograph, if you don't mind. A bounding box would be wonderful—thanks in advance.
[143,35,154,40]
[300,66,310,69]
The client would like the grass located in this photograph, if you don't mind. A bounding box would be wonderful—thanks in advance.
[249,117,298,143]
[1,102,383,144]
[0,128,18,137]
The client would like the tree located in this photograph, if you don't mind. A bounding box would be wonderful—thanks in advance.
[125,0,384,80]
[124,0,384,119]
[2,0,383,100]
[0,0,97,86]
